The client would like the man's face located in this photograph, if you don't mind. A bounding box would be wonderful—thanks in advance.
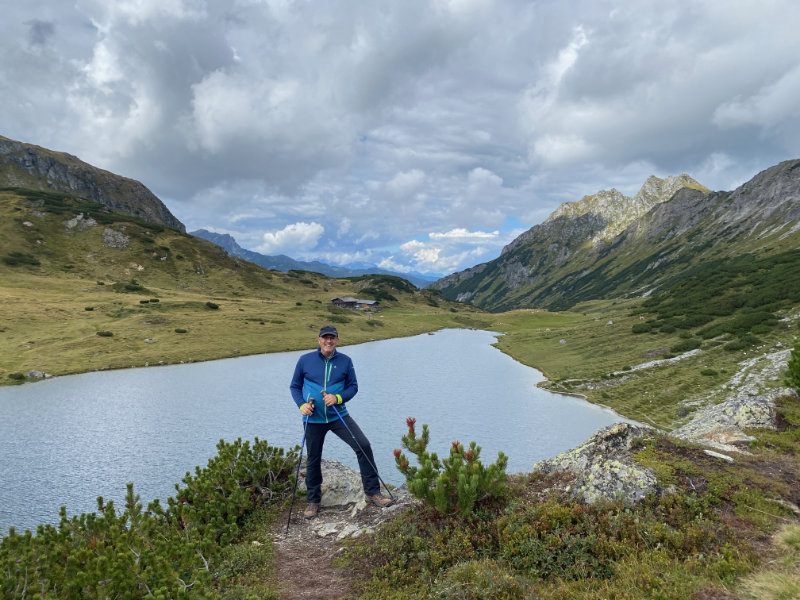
[318,334,339,355]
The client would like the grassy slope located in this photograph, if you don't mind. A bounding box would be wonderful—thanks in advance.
[490,294,799,429]
[0,189,491,383]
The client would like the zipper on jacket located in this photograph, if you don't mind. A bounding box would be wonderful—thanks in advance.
[323,357,333,423]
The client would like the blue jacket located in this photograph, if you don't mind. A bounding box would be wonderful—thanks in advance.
[290,348,358,423]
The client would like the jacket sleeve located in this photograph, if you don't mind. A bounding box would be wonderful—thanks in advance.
[289,357,306,407]
[339,356,358,403]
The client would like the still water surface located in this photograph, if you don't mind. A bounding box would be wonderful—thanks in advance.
[0,329,629,533]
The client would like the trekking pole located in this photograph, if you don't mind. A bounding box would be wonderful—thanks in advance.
[284,418,308,535]
[330,404,395,501]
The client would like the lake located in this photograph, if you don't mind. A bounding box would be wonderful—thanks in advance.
[0,328,630,534]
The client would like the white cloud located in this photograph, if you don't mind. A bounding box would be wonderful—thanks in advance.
[3,0,800,279]
[385,169,426,198]
[255,222,325,255]
[429,228,499,241]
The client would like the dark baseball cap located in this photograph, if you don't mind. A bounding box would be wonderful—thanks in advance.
[318,325,339,337]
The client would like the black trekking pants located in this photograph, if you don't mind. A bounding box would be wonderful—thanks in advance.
[304,414,380,503]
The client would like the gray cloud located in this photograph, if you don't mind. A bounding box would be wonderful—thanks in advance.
[2,0,799,276]
[26,20,55,46]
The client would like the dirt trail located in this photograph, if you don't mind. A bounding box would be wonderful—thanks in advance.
[271,493,413,600]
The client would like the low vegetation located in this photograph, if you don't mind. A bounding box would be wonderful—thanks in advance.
[0,438,294,598]
[345,390,800,599]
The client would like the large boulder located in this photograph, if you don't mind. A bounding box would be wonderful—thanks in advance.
[294,459,414,540]
[298,459,366,506]
[533,423,659,505]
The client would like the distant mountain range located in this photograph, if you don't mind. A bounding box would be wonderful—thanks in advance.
[190,229,438,289]
[432,161,800,311]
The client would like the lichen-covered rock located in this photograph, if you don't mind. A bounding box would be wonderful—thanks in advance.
[672,387,797,453]
[294,459,413,539]
[299,459,365,507]
[533,422,659,505]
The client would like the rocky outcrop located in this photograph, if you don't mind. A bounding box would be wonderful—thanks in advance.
[544,174,705,244]
[0,135,184,232]
[102,227,131,250]
[672,388,797,453]
[292,459,414,540]
[532,423,660,505]
[530,384,797,506]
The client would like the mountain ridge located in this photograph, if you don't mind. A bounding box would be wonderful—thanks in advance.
[433,161,800,311]
[190,229,438,289]
[0,135,184,232]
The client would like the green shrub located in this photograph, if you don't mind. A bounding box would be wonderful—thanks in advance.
[360,286,398,302]
[700,369,718,376]
[326,314,351,323]
[0,438,295,598]
[111,279,150,294]
[149,298,159,303]
[7,372,25,381]
[205,301,219,310]
[632,322,653,334]
[96,330,113,337]
[671,338,701,353]
[84,306,94,311]
[139,299,150,304]
[2,252,40,266]
[430,558,525,600]
[723,332,761,352]
[395,418,508,516]
[786,338,800,391]
[174,328,187,334]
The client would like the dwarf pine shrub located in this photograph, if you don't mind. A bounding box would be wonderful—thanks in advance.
[0,437,296,598]
[787,337,800,391]
[394,418,508,516]
[2,252,40,266]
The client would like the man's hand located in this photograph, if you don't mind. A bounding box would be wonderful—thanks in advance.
[323,392,338,407]
[300,400,315,416]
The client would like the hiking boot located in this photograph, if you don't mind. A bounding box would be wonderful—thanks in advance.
[365,493,394,508]
[303,502,319,519]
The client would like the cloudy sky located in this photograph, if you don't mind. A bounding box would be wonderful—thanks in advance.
[2,1,799,277]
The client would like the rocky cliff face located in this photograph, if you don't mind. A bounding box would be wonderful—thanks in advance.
[0,135,184,232]
[434,160,800,311]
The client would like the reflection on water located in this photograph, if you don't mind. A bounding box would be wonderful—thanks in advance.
[0,329,629,533]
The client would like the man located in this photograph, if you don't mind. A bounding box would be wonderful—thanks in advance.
[290,325,393,519]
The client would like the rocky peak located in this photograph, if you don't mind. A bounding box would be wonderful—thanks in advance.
[0,134,185,232]
[544,173,707,243]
